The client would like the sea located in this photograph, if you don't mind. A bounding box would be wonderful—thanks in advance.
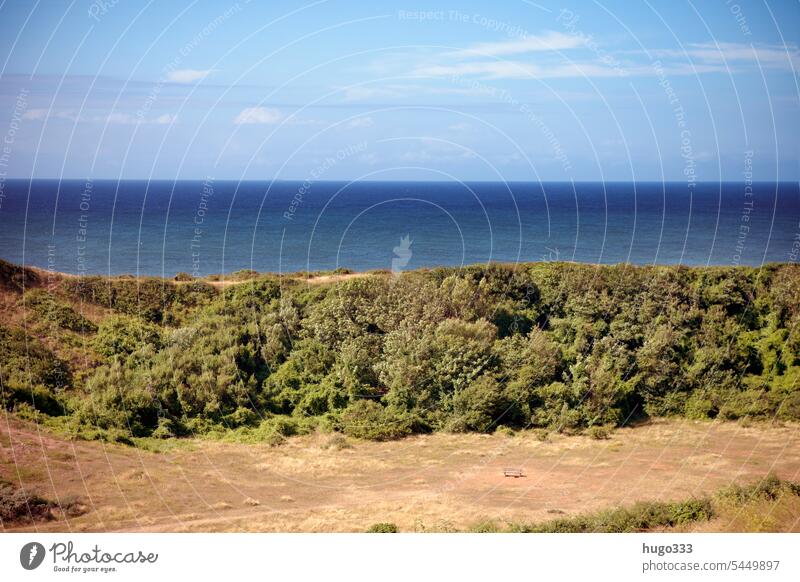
[0,180,798,277]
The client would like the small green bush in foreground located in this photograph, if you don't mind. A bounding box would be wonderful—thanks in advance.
[366,522,398,533]
[512,498,714,533]
[497,474,799,533]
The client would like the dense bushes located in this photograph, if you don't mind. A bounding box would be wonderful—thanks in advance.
[338,400,413,440]
[0,325,70,415]
[23,289,97,333]
[63,275,216,323]
[4,262,800,440]
[93,315,162,358]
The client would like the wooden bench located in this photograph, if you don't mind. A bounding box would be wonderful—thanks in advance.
[503,468,524,478]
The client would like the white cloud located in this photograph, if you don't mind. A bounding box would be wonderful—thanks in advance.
[22,109,48,120]
[347,116,374,128]
[234,106,282,125]
[399,33,793,82]
[448,122,471,132]
[447,31,584,58]
[105,112,179,125]
[287,117,326,126]
[400,150,432,162]
[397,141,478,164]
[497,152,523,165]
[652,42,800,70]
[165,69,213,83]
[409,30,632,80]
[21,108,177,125]
[413,60,632,79]
[340,86,401,102]
[105,112,137,124]
[22,109,79,121]
[358,152,380,165]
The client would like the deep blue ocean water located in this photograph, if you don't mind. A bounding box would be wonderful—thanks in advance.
[0,180,798,276]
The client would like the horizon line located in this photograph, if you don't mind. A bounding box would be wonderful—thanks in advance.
[3,178,799,185]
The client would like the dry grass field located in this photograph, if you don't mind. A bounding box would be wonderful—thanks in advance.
[2,417,799,532]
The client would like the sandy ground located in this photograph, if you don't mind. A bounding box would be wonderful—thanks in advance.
[2,417,799,532]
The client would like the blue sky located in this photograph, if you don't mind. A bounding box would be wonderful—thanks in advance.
[0,0,798,181]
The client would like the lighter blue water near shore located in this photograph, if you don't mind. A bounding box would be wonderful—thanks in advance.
[0,180,798,276]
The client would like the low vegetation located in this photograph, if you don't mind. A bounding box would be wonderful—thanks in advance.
[0,478,86,526]
[507,474,800,533]
[371,475,797,533]
[366,522,398,533]
[2,259,799,443]
[509,498,714,532]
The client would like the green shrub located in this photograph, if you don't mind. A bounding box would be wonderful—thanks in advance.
[207,415,315,446]
[495,425,516,437]
[1,478,58,523]
[93,315,162,358]
[716,473,800,504]
[366,522,398,533]
[515,498,714,533]
[321,433,352,450]
[339,400,413,441]
[23,289,97,333]
[470,520,501,533]
[78,368,160,437]
[64,277,174,322]
[151,418,177,439]
[0,325,70,415]
[533,429,549,441]
[222,407,258,428]
[684,393,716,420]
[587,425,612,440]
